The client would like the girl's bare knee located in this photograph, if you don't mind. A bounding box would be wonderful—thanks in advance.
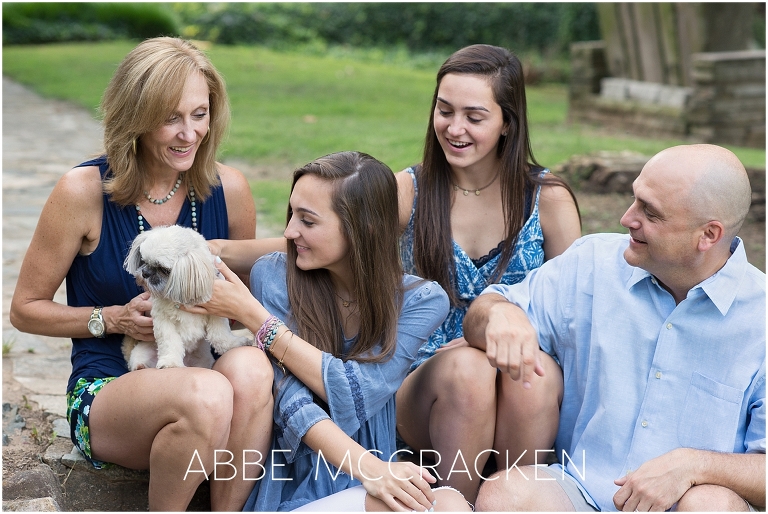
[433,486,474,511]
[179,371,234,438]
[438,348,496,410]
[214,347,273,403]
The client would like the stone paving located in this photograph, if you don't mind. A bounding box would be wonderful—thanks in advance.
[3,76,105,420]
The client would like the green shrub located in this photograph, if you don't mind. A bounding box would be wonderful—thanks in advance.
[3,3,180,45]
[173,3,600,57]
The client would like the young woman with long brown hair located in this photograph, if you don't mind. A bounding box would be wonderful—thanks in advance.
[395,44,582,503]
[192,151,471,511]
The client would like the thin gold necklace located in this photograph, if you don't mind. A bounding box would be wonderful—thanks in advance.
[334,291,357,308]
[453,172,499,196]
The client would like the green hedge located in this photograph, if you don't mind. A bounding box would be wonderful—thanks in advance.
[4,3,599,57]
[3,3,180,44]
[176,2,600,57]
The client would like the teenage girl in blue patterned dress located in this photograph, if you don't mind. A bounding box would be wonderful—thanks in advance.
[395,44,582,503]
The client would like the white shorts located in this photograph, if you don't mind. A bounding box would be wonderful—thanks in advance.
[292,485,471,512]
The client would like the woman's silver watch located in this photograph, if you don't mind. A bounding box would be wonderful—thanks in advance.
[87,306,106,338]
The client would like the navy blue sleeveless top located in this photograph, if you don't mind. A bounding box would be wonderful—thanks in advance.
[65,156,230,392]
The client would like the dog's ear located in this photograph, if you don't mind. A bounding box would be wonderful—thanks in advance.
[165,247,216,304]
[124,231,150,275]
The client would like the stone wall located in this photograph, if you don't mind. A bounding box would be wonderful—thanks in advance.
[568,41,766,149]
[687,50,767,148]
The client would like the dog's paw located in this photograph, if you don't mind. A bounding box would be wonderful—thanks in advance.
[235,335,253,347]
[156,357,185,369]
[134,363,147,371]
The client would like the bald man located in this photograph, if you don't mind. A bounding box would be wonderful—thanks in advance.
[464,145,765,512]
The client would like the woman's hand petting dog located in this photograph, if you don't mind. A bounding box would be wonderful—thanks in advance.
[182,257,261,325]
[111,291,155,341]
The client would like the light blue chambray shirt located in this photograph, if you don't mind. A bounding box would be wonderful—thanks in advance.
[483,233,766,511]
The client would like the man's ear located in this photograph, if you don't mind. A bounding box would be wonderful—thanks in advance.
[698,220,725,252]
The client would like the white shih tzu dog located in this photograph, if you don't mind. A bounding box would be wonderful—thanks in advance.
[122,225,252,370]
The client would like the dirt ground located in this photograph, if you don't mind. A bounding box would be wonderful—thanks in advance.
[2,358,58,479]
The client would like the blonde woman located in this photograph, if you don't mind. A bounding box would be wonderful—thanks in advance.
[10,37,281,510]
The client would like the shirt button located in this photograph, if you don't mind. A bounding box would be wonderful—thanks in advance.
[641,420,648,428]
[652,278,657,285]
[655,371,662,379]
[666,323,673,329]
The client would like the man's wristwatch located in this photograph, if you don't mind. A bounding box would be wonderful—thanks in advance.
[87,307,106,338]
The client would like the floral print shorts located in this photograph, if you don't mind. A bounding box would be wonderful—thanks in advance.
[66,377,116,469]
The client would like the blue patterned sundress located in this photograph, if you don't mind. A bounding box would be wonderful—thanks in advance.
[399,166,546,371]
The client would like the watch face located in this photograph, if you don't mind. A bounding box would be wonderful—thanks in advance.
[88,319,104,336]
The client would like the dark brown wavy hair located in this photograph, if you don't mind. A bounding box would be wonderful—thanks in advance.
[286,152,404,363]
[413,44,579,305]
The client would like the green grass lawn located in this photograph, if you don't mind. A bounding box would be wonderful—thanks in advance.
[4,41,765,232]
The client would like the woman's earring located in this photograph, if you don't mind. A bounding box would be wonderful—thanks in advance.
[201,127,210,145]
[132,138,137,155]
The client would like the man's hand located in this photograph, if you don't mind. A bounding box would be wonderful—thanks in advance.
[613,448,694,511]
[464,293,544,388]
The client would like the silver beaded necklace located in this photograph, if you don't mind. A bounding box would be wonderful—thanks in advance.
[144,173,184,205]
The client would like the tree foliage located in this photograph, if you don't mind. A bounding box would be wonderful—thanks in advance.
[175,3,601,56]
[3,3,180,44]
[4,2,601,58]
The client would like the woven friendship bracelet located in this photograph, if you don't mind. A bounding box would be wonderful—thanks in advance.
[256,315,282,349]
[255,315,277,344]
[263,320,285,351]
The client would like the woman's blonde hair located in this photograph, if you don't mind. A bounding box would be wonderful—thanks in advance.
[285,151,404,363]
[100,37,230,205]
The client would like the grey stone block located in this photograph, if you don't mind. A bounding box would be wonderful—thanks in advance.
[2,464,65,509]
[600,78,628,100]
[2,497,61,511]
[656,85,693,109]
[627,81,661,104]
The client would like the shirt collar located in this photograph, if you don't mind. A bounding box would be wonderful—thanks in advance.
[697,237,748,315]
[625,237,749,315]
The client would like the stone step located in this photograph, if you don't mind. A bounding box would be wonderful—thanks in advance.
[1,437,214,511]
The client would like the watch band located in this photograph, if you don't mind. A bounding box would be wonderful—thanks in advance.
[88,306,106,338]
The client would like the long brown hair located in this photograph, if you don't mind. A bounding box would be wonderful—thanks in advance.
[100,37,230,206]
[413,44,579,305]
[286,152,404,363]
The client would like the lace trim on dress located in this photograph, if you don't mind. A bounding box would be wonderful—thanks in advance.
[344,361,367,428]
[470,241,504,268]
[280,397,313,429]
[468,186,534,269]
